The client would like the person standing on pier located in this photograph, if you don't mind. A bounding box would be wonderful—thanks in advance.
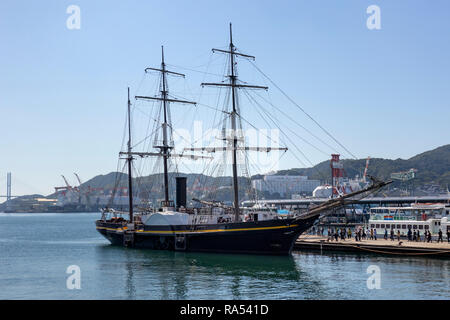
[397,230,401,241]
[417,231,421,242]
[384,229,388,240]
[390,229,395,241]
[413,230,417,242]
[407,228,412,241]
[427,230,432,243]
[347,228,352,239]
[447,230,450,243]
[374,229,377,240]
[438,229,443,243]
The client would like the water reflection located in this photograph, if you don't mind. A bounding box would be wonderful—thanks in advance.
[3,213,448,299]
[96,246,313,299]
[94,246,449,299]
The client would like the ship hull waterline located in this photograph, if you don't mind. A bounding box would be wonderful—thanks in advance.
[95,216,317,255]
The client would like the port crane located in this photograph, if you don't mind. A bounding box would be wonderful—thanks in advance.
[61,175,74,190]
[74,173,92,208]
[53,175,73,193]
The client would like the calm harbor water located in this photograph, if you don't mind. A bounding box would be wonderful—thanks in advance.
[0,212,448,300]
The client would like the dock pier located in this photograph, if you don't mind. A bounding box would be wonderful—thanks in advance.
[294,235,450,257]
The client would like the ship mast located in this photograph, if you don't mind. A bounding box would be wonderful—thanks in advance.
[229,25,240,221]
[122,46,201,208]
[198,24,285,222]
[160,46,170,205]
[126,87,134,222]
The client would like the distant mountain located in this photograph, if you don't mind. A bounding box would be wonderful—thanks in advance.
[273,144,450,187]
[72,171,251,203]
[4,144,448,209]
[72,144,448,201]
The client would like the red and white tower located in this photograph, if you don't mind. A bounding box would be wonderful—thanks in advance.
[330,154,344,196]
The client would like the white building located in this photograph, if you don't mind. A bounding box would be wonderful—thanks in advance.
[252,175,321,196]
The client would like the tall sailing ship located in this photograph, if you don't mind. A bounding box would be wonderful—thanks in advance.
[95,24,390,255]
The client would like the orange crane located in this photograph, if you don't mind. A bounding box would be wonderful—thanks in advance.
[74,173,91,208]
[61,175,73,190]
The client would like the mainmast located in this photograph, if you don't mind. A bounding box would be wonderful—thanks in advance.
[229,24,240,221]
[197,23,285,222]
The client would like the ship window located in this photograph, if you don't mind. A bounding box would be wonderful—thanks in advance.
[413,225,417,229]
[380,224,385,228]
[425,225,429,230]
[419,225,423,230]
[376,224,380,228]
[402,225,406,229]
[370,224,375,228]
[408,225,412,229]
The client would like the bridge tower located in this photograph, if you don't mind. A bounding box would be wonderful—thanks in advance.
[6,172,11,210]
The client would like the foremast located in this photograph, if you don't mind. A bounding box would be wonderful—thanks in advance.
[121,46,201,208]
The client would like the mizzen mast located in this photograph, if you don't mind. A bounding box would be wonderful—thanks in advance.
[127,87,134,223]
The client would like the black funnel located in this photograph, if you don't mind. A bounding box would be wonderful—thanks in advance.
[176,177,187,209]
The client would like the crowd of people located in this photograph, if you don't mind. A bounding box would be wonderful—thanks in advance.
[309,226,450,243]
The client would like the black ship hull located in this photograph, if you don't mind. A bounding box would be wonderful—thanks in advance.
[96,216,317,255]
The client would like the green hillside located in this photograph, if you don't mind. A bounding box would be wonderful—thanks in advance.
[78,145,450,197]
[274,144,450,187]
[2,145,448,210]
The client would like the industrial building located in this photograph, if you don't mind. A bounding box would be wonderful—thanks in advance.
[252,175,321,196]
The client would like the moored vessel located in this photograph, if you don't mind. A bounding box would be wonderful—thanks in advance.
[96,24,390,255]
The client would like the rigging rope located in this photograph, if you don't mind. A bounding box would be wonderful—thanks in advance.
[249,60,358,160]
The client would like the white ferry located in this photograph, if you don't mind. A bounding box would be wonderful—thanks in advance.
[368,204,449,237]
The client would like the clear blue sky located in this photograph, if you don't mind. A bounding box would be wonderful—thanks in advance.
[1,0,449,196]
